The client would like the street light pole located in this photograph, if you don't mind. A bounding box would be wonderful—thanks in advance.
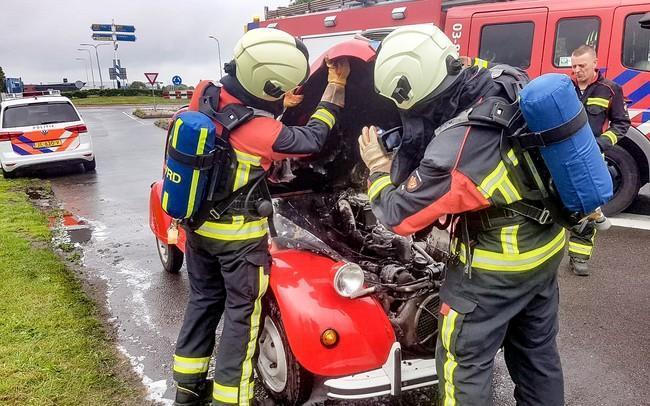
[75,57,89,84]
[208,35,223,79]
[80,43,111,89]
[77,48,95,88]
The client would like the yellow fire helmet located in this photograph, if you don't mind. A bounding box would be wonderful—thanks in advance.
[234,28,310,101]
[374,25,461,110]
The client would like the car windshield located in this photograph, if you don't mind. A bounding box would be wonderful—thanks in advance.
[2,102,80,128]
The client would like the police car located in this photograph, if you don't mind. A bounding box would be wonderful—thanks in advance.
[0,90,95,178]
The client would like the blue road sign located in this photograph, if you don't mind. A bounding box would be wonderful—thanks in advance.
[92,33,113,41]
[91,24,112,31]
[114,25,136,33]
[115,34,136,42]
[172,75,182,86]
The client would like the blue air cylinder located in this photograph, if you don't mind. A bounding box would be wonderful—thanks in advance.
[519,73,613,214]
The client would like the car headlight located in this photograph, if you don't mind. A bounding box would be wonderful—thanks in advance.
[333,262,365,298]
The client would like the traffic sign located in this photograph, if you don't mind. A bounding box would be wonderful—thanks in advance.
[114,25,136,33]
[144,73,159,85]
[92,33,113,41]
[91,24,112,31]
[115,34,136,42]
[172,75,182,86]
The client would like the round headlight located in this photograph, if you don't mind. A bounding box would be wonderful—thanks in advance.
[333,263,365,298]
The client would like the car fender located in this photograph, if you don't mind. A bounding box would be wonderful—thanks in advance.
[268,248,396,377]
[149,180,186,251]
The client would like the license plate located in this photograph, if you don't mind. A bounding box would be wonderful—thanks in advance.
[33,140,63,148]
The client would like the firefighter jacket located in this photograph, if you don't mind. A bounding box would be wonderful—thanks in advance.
[368,66,565,272]
[192,76,341,242]
[573,71,631,147]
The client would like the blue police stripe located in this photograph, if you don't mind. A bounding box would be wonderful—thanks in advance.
[627,82,650,106]
[642,112,650,123]
[17,135,33,145]
[612,69,640,86]
[12,145,31,155]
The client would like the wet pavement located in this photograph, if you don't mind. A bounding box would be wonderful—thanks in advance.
[31,106,650,405]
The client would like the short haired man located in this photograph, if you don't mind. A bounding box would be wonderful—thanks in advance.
[569,45,631,275]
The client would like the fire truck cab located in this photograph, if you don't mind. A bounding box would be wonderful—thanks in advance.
[257,0,650,213]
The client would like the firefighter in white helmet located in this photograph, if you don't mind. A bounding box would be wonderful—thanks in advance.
[172,28,350,406]
[360,25,566,405]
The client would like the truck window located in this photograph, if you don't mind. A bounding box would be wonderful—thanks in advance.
[553,17,600,68]
[623,13,650,72]
[479,22,534,68]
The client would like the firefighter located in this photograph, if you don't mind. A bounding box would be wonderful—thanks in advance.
[172,28,350,406]
[360,25,565,405]
[569,44,631,276]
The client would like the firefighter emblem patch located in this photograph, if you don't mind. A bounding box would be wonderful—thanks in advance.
[406,170,422,192]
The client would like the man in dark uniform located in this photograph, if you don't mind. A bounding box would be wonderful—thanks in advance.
[171,28,350,406]
[569,45,631,275]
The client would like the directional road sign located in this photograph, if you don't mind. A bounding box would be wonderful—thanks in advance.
[91,24,112,31]
[114,25,136,33]
[115,34,136,42]
[172,75,182,86]
[145,73,159,86]
[92,33,113,41]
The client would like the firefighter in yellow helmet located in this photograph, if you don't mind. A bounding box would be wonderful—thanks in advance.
[361,25,565,405]
[171,28,350,406]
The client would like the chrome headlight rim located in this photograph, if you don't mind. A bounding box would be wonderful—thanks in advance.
[333,262,365,298]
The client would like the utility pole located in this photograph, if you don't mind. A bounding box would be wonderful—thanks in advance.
[208,36,224,79]
[80,43,111,89]
[77,48,95,88]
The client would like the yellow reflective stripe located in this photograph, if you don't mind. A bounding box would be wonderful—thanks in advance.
[233,148,261,166]
[196,218,269,241]
[213,382,238,404]
[239,266,269,405]
[569,241,593,256]
[172,355,210,374]
[368,175,392,201]
[479,161,522,203]
[499,176,522,203]
[311,108,336,129]
[441,309,459,406]
[500,224,520,255]
[186,127,208,217]
[232,161,251,192]
[587,97,610,108]
[170,117,183,148]
[473,58,489,69]
[602,130,618,145]
[460,228,565,271]
[507,149,519,166]
[162,191,169,211]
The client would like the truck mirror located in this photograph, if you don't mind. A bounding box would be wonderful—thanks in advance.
[640,12,650,29]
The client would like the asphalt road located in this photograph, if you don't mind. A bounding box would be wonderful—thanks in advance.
[35,106,650,405]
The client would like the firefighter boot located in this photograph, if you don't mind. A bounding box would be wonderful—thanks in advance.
[175,380,213,406]
[570,256,590,276]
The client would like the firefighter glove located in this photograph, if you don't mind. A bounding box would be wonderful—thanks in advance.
[326,56,350,86]
[283,87,304,109]
[359,126,392,174]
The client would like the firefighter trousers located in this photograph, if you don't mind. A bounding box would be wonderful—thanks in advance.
[568,225,597,260]
[173,231,270,405]
[436,251,564,406]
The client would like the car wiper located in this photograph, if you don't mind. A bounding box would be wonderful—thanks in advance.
[39,121,63,125]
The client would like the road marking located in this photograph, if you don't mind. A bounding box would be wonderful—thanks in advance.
[122,111,147,125]
[610,213,650,231]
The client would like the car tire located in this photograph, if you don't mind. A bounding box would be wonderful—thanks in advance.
[155,237,183,273]
[602,145,641,216]
[83,158,97,172]
[257,294,313,405]
[2,168,17,179]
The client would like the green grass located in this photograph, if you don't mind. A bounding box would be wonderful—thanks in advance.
[0,178,144,405]
[71,95,186,106]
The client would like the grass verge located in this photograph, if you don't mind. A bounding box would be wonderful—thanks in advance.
[71,95,185,106]
[0,178,146,405]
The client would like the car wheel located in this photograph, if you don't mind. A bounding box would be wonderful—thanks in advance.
[602,145,641,216]
[83,158,97,172]
[155,237,183,273]
[1,168,17,179]
[257,294,313,405]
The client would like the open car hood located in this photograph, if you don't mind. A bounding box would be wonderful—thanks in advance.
[269,36,401,196]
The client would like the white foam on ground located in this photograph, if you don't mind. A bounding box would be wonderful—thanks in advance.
[610,213,650,231]
[118,345,173,405]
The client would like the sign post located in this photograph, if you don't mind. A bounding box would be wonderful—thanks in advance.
[145,72,159,111]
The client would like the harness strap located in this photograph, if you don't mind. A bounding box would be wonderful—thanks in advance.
[511,107,588,149]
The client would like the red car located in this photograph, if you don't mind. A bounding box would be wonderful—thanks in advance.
[149,38,443,404]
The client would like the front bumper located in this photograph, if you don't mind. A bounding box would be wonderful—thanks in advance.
[324,342,438,400]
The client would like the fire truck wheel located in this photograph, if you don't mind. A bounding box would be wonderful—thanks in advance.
[155,237,183,273]
[257,294,313,405]
[602,145,641,216]
[82,158,97,172]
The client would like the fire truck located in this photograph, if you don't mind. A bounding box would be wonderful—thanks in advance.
[252,0,650,215]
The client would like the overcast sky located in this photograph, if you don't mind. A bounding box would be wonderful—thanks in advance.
[0,0,292,87]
